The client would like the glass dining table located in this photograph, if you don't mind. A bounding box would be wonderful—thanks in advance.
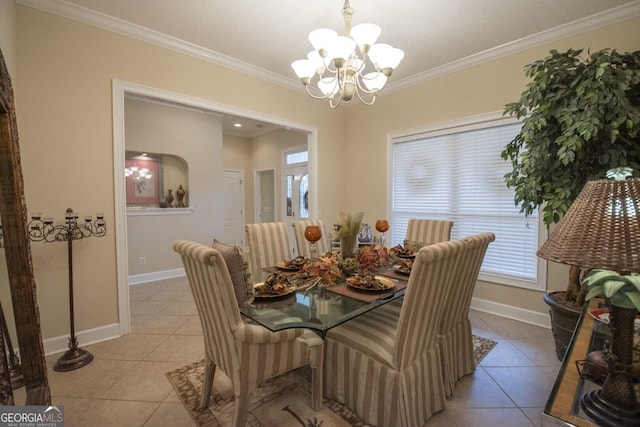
[239,270,408,337]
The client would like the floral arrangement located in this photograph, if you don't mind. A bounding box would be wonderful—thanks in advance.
[339,256,360,276]
[301,251,343,285]
[334,211,364,257]
[333,211,364,240]
[357,244,390,272]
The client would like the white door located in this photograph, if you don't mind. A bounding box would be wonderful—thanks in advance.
[223,169,245,246]
[283,164,309,255]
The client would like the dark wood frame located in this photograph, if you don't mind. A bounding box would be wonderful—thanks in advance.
[0,48,50,404]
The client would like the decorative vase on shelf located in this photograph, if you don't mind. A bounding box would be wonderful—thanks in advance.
[358,223,372,242]
[176,185,186,208]
[165,189,174,207]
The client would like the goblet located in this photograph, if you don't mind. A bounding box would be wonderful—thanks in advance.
[304,225,322,259]
[375,219,389,247]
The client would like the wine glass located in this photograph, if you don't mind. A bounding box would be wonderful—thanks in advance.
[375,220,389,247]
[304,225,322,259]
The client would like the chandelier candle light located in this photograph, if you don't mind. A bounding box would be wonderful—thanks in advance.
[291,0,404,108]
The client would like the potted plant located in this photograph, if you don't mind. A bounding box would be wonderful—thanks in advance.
[502,48,640,359]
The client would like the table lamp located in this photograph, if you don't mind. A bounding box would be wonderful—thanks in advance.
[537,170,640,426]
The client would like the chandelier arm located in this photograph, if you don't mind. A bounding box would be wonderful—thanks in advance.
[354,73,383,96]
[329,94,342,109]
[304,85,333,100]
[354,86,376,106]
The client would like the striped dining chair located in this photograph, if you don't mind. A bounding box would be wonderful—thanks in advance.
[173,240,324,427]
[245,222,292,280]
[323,239,466,427]
[292,219,331,258]
[404,218,453,246]
[438,232,495,397]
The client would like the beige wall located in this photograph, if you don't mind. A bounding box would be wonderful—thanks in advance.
[251,129,308,221]
[344,15,640,316]
[7,3,640,342]
[125,98,223,276]
[222,128,308,228]
[0,0,16,79]
[14,5,345,340]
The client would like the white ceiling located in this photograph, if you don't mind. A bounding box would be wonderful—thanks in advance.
[20,0,640,136]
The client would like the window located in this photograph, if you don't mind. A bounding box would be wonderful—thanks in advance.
[286,150,308,165]
[390,116,546,291]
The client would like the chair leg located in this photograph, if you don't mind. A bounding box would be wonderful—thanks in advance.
[199,360,216,410]
[231,389,250,427]
[310,364,323,411]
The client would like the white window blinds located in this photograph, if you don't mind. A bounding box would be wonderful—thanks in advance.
[391,119,545,290]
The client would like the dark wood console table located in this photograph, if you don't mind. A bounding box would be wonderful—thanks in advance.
[543,299,608,426]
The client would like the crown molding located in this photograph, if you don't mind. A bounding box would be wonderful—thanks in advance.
[18,0,640,95]
[387,1,640,93]
[17,0,301,91]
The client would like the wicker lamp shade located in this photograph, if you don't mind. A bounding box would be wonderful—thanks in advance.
[536,178,640,273]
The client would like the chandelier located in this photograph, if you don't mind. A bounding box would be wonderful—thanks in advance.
[124,166,152,181]
[291,0,404,108]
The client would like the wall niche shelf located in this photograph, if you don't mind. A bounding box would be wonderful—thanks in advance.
[125,151,189,209]
[127,207,193,216]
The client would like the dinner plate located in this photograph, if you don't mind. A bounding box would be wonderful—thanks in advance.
[393,264,411,275]
[347,275,396,292]
[253,282,296,298]
[590,309,640,328]
[275,261,301,272]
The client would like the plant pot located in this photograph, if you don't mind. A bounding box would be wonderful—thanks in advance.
[544,291,583,361]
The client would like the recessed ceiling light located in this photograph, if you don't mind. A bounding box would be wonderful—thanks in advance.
[234,123,242,128]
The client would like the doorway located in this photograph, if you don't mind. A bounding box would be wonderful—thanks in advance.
[255,168,276,224]
[112,80,318,335]
[223,169,245,246]
[283,147,309,255]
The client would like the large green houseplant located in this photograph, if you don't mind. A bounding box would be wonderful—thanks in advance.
[502,48,640,358]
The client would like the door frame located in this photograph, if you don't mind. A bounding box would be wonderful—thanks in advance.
[112,79,318,335]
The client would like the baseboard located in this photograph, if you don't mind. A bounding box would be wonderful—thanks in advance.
[42,323,121,357]
[471,297,551,329]
[128,268,185,285]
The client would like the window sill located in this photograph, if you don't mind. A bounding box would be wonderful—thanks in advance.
[126,207,194,216]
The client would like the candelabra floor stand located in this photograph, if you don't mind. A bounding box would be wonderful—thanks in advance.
[53,341,93,372]
[53,234,93,372]
[29,208,106,372]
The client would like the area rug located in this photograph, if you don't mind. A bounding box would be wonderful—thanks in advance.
[166,335,497,427]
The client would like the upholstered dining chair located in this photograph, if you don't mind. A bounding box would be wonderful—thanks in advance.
[292,219,331,258]
[323,239,466,427]
[245,222,292,280]
[173,240,324,427]
[437,232,495,397]
[404,218,453,246]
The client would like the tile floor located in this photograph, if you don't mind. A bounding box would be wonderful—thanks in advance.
[12,276,561,426]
